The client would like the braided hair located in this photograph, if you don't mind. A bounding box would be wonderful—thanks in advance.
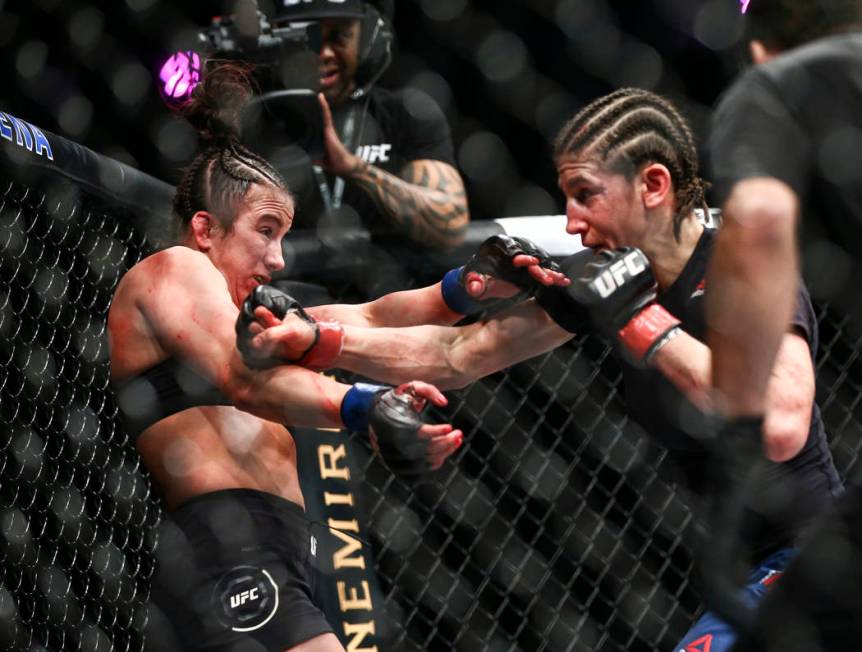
[553,88,709,240]
[172,61,290,239]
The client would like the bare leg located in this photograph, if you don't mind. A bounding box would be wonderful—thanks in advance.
[706,178,799,417]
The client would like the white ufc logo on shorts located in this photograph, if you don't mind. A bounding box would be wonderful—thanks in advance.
[229,588,260,609]
[356,144,392,164]
[593,251,646,298]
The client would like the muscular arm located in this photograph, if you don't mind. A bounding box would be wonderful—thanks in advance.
[707,71,804,418]
[139,248,350,428]
[306,247,569,328]
[344,158,469,248]
[706,178,799,417]
[650,328,814,461]
[332,300,574,390]
[308,281,463,328]
[320,90,468,248]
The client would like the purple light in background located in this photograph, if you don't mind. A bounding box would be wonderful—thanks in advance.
[158,51,201,102]
[740,0,751,13]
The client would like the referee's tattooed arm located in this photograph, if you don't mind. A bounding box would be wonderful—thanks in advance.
[345,157,469,248]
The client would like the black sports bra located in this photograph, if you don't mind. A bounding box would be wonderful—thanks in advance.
[114,358,231,441]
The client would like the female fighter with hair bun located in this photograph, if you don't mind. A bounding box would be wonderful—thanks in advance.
[108,62,463,651]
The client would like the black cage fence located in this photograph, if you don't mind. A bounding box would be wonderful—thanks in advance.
[1,135,861,652]
[0,175,161,650]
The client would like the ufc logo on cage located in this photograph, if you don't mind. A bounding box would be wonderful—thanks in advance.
[229,588,260,609]
[593,251,646,298]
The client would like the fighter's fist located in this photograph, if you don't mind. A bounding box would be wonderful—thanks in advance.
[235,286,343,370]
[442,235,569,315]
[568,248,680,363]
[567,248,657,334]
[341,382,463,478]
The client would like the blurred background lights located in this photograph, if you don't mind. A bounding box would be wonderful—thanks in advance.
[68,6,106,54]
[15,41,48,80]
[694,0,746,50]
[475,30,529,84]
[158,50,201,103]
[419,0,467,23]
[57,94,94,139]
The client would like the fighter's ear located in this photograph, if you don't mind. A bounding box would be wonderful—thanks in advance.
[640,163,673,210]
[189,211,217,251]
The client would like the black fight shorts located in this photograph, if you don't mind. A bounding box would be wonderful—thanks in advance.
[147,489,333,652]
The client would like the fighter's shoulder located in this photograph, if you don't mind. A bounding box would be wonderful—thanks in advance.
[140,245,214,275]
[732,34,862,95]
[119,246,223,299]
[768,33,862,74]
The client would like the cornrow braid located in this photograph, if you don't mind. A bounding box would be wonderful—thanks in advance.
[170,61,290,239]
[554,88,709,240]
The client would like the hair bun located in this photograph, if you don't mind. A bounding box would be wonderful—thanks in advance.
[178,60,256,145]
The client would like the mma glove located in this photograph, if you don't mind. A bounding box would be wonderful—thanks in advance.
[568,247,681,365]
[340,383,431,478]
[235,285,343,371]
[441,234,562,315]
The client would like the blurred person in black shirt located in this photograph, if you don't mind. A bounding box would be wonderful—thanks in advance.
[706,0,862,433]
[703,1,862,649]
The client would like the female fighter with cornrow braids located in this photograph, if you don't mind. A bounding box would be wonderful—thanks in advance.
[108,62,465,652]
[246,88,842,652]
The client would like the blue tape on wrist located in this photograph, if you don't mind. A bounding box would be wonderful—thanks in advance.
[441,267,481,315]
[341,383,389,433]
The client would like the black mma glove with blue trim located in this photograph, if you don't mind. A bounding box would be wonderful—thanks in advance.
[340,383,431,478]
[441,234,562,315]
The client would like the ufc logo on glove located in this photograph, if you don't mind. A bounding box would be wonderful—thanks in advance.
[592,251,647,298]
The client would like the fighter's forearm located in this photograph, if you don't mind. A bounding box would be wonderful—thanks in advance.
[648,331,713,411]
[333,300,574,390]
[649,330,813,461]
[336,324,472,390]
[345,159,469,248]
[705,178,799,417]
[309,282,463,329]
[228,362,350,429]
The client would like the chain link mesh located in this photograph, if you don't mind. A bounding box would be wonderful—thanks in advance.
[1,174,860,651]
[0,177,160,652]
